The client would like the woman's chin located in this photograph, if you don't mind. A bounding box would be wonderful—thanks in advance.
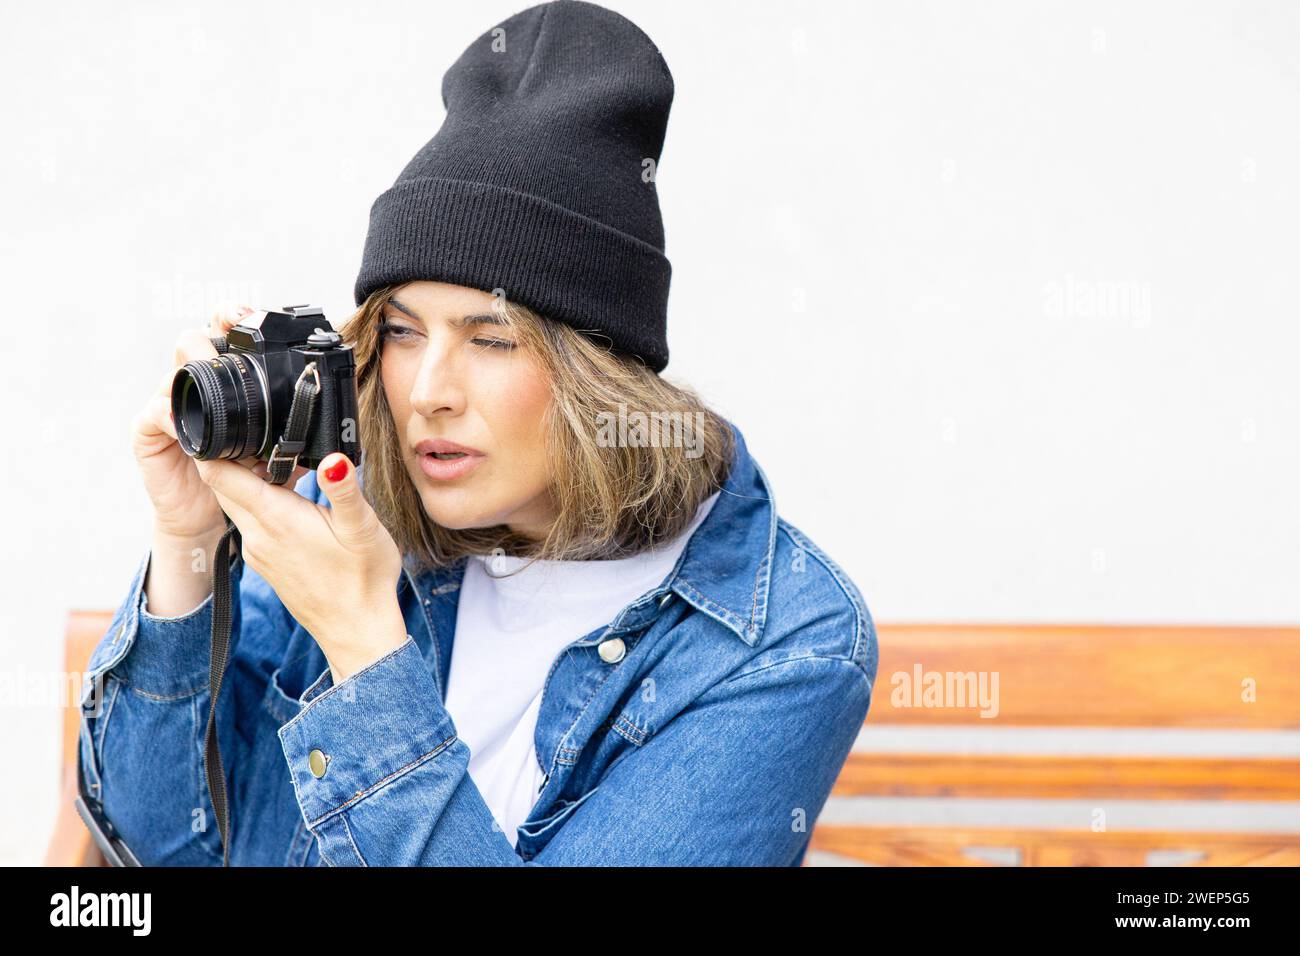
[411,475,550,536]
[416,490,503,532]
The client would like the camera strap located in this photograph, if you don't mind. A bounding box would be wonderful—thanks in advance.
[203,362,320,867]
[204,516,240,867]
[266,363,322,485]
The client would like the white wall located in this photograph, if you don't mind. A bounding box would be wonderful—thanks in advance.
[1,0,1296,864]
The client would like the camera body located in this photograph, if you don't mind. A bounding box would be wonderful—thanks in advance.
[171,305,361,471]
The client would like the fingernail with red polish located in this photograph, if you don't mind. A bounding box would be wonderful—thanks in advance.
[324,458,349,483]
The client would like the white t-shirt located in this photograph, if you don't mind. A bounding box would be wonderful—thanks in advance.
[443,491,720,847]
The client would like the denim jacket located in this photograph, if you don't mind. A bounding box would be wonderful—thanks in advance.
[77,423,878,866]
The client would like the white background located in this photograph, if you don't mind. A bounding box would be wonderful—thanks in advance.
[1,0,1297,865]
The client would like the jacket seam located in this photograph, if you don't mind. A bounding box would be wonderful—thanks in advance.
[404,565,444,697]
[126,677,208,702]
[610,712,648,747]
[287,819,312,866]
[553,657,622,765]
[340,815,368,866]
[139,588,213,623]
[775,520,871,679]
[672,580,749,640]
[87,606,139,685]
[191,695,223,864]
[751,472,779,636]
[83,674,123,795]
[720,652,869,688]
[278,637,414,734]
[78,704,101,797]
[305,733,457,828]
[544,622,633,769]
[748,545,771,637]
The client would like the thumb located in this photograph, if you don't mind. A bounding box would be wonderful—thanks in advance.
[317,453,374,544]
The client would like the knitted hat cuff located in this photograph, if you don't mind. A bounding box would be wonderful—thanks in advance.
[353,176,672,372]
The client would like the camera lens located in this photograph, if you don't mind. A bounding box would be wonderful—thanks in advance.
[170,353,268,460]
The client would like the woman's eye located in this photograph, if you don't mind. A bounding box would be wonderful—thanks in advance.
[378,321,419,341]
[471,337,516,351]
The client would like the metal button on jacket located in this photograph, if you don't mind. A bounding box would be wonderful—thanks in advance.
[308,749,329,778]
[597,637,626,663]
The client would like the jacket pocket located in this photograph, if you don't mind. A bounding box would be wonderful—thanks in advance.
[514,786,601,860]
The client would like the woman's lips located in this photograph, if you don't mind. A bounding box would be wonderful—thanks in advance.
[414,438,485,481]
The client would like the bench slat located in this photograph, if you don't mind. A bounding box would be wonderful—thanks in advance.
[810,824,1300,867]
[833,752,1300,800]
[873,624,1300,729]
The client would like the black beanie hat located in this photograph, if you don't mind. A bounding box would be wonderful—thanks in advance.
[353,0,675,372]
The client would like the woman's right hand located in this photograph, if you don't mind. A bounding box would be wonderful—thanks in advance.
[133,304,242,544]
[135,304,310,616]
[132,304,309,544]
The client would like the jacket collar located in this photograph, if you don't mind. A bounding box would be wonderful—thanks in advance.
[398,419,777,649]
[579,419,777,647]
[659,421,776,646]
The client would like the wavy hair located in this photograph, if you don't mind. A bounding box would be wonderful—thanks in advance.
[338,284,734,570]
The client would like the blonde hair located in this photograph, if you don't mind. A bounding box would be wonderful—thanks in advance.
[339,284,734,570]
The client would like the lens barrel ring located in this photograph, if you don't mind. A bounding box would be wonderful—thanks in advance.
[184,358,230,458]
[228,353,266,459]
[173,351,268,461]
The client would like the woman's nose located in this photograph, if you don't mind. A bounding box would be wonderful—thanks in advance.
[409,351,465,418]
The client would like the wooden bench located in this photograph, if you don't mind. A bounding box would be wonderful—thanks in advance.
[807,624,1300,866]
[47,617,1300,866]
[44,610,114,866]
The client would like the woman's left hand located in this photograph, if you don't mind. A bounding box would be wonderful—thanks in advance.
[195,451,409,683]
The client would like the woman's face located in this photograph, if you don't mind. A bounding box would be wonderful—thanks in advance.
[377,280,556,539]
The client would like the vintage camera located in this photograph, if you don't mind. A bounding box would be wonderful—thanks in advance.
[170,305,361,472]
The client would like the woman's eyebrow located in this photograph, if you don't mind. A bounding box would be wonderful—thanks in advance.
[385,297,423,322]
[385,298,505,329]
[450,312,508,329]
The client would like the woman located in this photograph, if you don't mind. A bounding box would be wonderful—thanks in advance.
[78,0,877,866]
